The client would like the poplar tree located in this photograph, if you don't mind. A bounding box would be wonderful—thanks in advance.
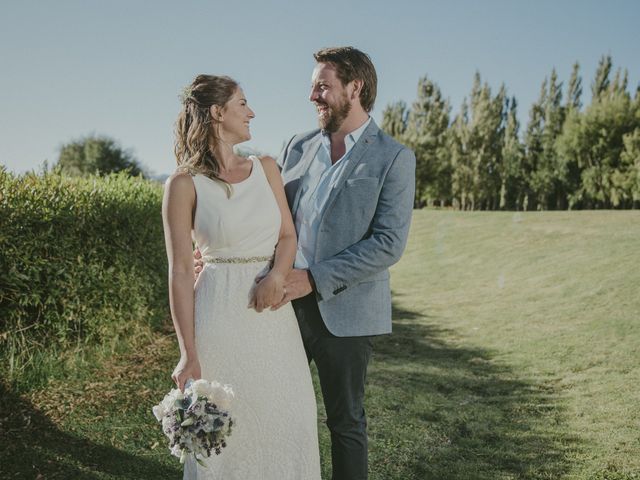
[533,69,564,209]
[619,128,640,208]
[558,60,638,208]
[404,76,451,206]
[381,101,408,139]
[566,62,583,111]
[465,73,505,209]
[557,63,584,208]
[591,55,612,101]
[523,79,547,210]
[450,100,472,209]
[500,97,525,209]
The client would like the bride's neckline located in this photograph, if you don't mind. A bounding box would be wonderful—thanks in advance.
[204,156,256,186]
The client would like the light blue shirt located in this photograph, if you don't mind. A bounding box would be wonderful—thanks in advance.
[294,117,372,269]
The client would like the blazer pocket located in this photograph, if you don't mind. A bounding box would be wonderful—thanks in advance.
[345,177,378,187]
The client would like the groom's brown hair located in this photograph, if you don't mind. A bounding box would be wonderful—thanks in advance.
[313,46,377,113]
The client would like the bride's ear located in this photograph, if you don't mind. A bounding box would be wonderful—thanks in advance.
[210,105,223,122]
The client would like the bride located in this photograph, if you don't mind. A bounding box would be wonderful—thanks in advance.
[161,74,321,479]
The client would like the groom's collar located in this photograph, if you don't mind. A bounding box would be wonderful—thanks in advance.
[320,117,372,155]
[320,116,372,143]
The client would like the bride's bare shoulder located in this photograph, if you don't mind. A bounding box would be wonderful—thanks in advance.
[258,155,282,184]
[257,155,279,174]
[164,170,196,200]
[166,169,195,185]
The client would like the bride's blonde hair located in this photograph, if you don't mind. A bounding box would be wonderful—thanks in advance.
[174,74,238,196]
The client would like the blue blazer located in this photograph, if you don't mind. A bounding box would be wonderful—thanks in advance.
[278,120,416,337]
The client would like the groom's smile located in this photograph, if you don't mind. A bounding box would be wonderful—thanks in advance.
[310,62,354,133]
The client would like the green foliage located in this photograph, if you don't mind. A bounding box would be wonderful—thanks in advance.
[566,62,583,112]
[405,77,451,207]
[591,55,613,101]
[449,100,472,210]
[531,68,566,210]
[448,74,506,210]
[0,168,167,387]
[499,97,525,209]
[380,101,408,139]
[57,134,144,177]
[382,78,453,208]
[557,82,639,208]
[382,55,638,210]
[523,78,546,210]
[467,75,506,210]
[620,128,640,202]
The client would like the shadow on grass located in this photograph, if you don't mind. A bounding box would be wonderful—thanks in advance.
[363,301,580,480]
[0,381,181,480]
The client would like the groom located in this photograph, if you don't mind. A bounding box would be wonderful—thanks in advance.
[274,47,415,480]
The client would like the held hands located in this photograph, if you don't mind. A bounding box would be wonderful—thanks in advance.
[249,269,314,311]
[172,355,202,392]
[249,272,286,312]
[272,269,314,310]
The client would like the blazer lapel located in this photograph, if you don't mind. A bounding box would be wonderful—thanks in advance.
[291,135,322,216]
[318,120,379,224]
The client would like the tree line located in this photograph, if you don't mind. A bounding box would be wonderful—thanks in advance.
[382,55,640,210]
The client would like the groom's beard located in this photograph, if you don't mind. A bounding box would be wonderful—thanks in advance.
[317,94,351,133]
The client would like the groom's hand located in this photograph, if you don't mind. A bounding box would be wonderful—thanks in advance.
[272,269,314,310]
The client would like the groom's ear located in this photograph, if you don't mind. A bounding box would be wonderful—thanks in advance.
[349,79,364,102]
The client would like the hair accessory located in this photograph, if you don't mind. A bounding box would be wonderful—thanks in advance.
[179,85,194,104]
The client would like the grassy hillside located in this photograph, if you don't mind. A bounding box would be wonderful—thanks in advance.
[1,210,638,479]
[368,210,639,479]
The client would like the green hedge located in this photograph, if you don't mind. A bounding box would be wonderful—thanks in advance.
[0,168,167,385]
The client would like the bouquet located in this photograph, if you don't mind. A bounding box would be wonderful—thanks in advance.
[152,379,234,466]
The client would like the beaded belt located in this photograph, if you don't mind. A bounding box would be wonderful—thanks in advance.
[203,255,272,264]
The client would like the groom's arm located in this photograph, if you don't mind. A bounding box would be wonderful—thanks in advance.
[308,147,416,302]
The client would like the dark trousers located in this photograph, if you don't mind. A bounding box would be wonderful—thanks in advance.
[293,294,373,480]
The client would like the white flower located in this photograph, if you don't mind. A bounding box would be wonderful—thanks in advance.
[153,389,182,421]
[152,404,165,422]
[170,444,182,458]
[190,379,214,398]
[209,383,234,410]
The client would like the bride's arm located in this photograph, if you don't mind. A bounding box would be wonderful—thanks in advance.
[162,172,201,390]
[252,156,297,312]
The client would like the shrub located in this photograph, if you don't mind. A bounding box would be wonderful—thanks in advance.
[0,168,167,387]
[57,134,144,177]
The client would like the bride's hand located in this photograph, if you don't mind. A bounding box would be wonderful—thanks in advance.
[171,355,201,392]
[252,272,285,312]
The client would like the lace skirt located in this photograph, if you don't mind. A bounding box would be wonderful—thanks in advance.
[184,261,321,480]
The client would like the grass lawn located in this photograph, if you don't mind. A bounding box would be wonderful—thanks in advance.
[1,210,639,479]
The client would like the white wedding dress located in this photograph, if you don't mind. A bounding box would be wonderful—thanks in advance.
[183,156,321,480]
